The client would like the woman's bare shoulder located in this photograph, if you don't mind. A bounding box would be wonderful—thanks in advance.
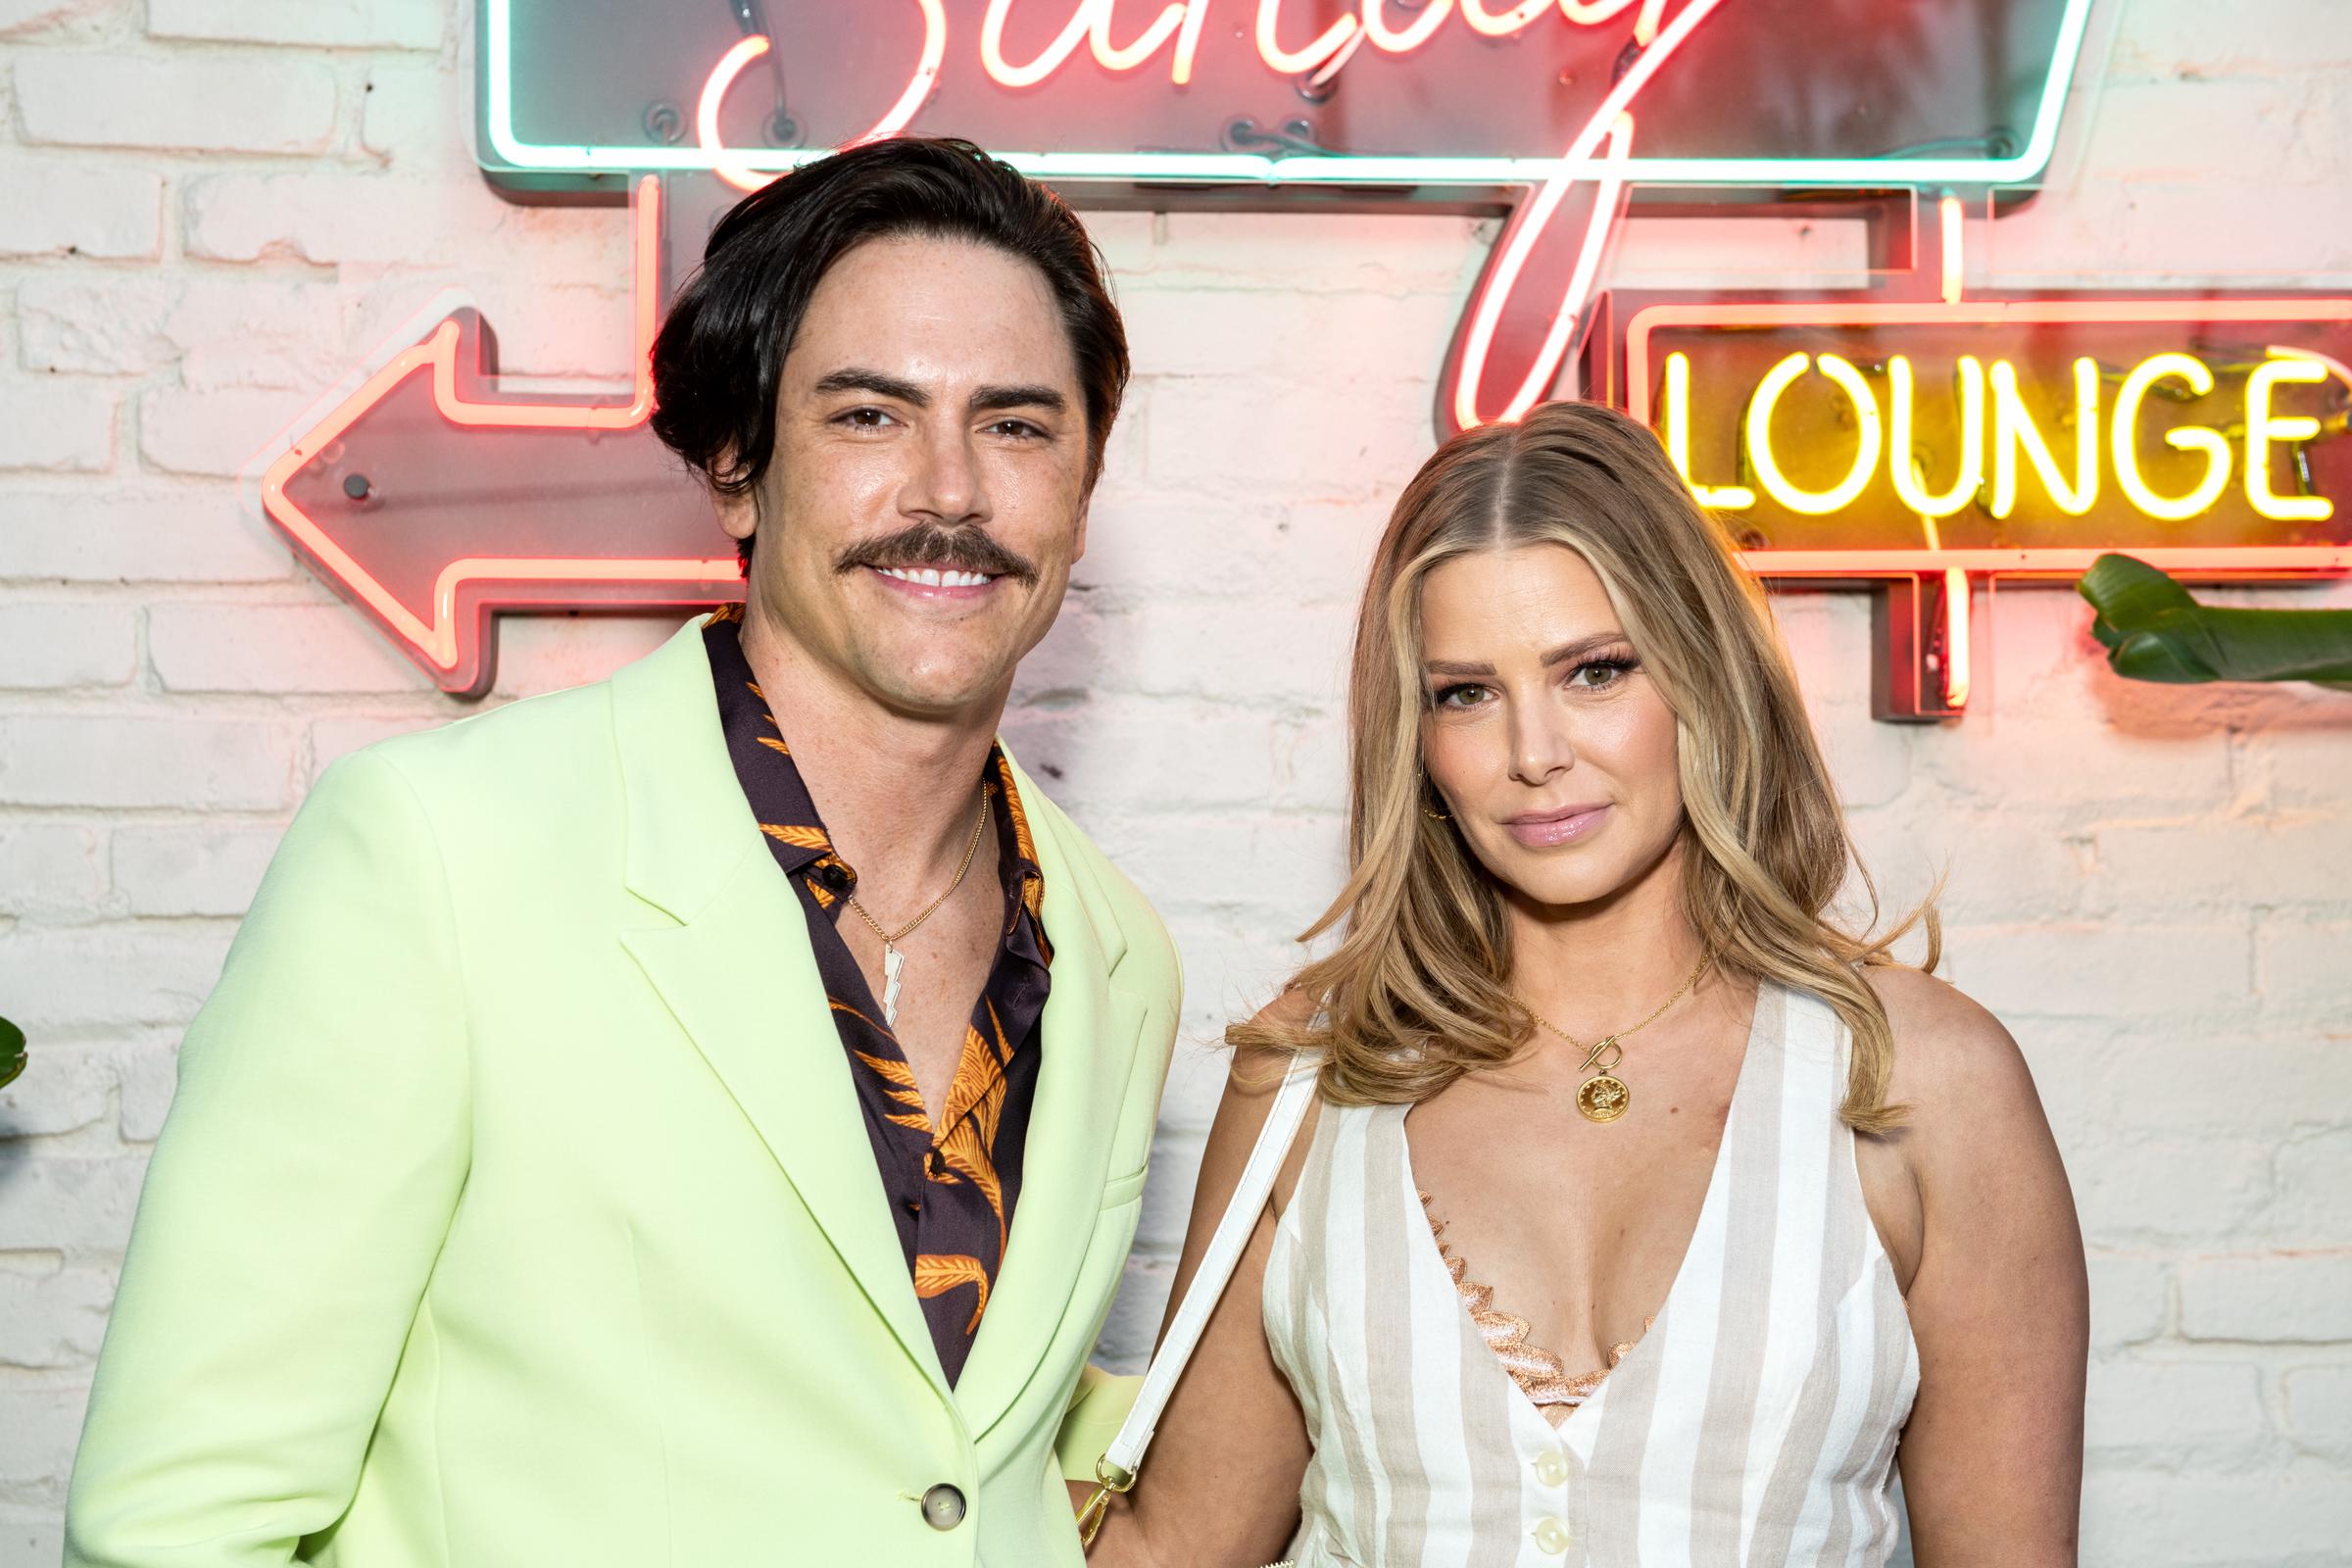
[1249,986,1320,1030]
[1860,964,2056,1189]
[1205,989,1324,1209]
[1862,964,2031,1108]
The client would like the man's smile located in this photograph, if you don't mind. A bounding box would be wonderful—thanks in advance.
[867,563,1004,601]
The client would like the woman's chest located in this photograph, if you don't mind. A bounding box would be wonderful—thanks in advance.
[1402,1066,1738,1368]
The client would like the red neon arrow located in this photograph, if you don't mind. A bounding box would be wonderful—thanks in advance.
[260,176,739,696]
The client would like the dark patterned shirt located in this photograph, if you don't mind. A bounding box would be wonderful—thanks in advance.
[704,612,1052,1386]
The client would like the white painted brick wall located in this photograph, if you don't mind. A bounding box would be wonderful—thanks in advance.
[14,54,342,156]
[0,162,163,260]
[1,3,2348,1561]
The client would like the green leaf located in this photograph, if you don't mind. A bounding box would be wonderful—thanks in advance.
[0,1016,23,1093]
[2080,553,2200,626]
[2078,554,2352,687]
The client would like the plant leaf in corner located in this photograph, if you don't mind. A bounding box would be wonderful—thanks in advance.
[2078,554,2352,688]
[0,1016,24,1093]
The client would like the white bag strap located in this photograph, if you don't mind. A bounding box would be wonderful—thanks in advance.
[1099,1054,1318,1487]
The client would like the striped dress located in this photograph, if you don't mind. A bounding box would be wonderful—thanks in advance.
[1261,982,1918,1566]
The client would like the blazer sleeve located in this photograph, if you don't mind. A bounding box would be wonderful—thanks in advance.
[65,749,472,1566]
[1055,1364,1144,1482]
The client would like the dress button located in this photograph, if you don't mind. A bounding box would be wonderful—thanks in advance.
[920,1483,966,1531]
[1533,1515,1572,1555]
[1534,1447,1570,1487]
[815,860,853,894]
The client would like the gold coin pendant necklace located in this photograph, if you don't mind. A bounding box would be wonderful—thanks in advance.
[847,785,990,1029]
[1525,952,1710,1125]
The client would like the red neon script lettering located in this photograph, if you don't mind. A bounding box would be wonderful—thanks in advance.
[1361,0,1455,54]
[1459,0,1554,36]
[694,0,1728,427]
[1255,0,1359,74]
[705,0,1698,148]
[1449,0,1727,428]
[698,0,948,192]
[981,0,1192,86]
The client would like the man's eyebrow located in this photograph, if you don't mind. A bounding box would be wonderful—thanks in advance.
[970,384,1069,416]
[809,368,930,406]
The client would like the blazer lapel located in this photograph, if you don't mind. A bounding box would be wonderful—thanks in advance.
[611,622,948,1400]
[954,761,1149,1440]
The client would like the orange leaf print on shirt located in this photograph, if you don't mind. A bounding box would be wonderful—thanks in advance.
[760,823,829,852]
[933,1117,1004,1254]
[914,1253,991,1333]
[845,1005,1020,1254]
[851,1045,934,1136]
[925,1005,1017,1252]
[936,1014,1010,1133]
[994,759,1049,929]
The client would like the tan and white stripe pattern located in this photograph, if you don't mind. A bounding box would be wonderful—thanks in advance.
[1261,983,1918,1566]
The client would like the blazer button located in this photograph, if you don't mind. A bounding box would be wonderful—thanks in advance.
[920,1483,967,1531]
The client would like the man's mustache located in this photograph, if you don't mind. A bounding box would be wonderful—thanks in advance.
[834,523,1039,586]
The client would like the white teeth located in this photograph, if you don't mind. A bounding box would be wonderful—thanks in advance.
[877,565,994,588]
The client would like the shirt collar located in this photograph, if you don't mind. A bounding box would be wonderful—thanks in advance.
[703,612,1046,930]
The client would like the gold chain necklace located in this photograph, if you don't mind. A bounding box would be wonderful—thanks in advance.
[1524,952,1710,1125]
[847,786,990,1029]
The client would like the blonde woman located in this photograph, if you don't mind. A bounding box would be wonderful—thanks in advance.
[1084,403,2086,1566]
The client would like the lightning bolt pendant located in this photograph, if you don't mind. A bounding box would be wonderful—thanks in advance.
[881,941,906,1029]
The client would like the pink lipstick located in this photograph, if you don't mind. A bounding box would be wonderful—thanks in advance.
[1503,803,1610,849]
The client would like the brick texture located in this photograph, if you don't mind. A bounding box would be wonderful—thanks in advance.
[1,9,2349,1564]
[145,0,444,50]
[0,161,162,259]
[147,602,426,694]
[13,53,338,155]
[0,716,297,809]
[0,487,291,584]
[0,384,116,473]
[0,603,136,688]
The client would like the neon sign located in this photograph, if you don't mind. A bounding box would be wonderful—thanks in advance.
[481,0,2089,189]
[246,0,2347,710]
[1576,283,2352,716]
[1623,298,2352,573]
[255,178,741,697]
[481,0,2094,428]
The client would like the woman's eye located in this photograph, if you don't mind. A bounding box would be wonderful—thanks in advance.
[1568,658,1637,690]
[1434,683,1491,710]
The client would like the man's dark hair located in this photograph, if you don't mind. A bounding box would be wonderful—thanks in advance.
[650,136,1130,573]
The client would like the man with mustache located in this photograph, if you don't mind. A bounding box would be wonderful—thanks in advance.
[67,138,1176,1567]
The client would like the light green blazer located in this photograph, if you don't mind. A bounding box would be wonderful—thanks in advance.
[67,620,1172,1567]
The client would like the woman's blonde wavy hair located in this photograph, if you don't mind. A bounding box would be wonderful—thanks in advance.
[1231,401,1935,1133]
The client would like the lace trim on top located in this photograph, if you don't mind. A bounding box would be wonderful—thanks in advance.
[1420,1193,1649,1412]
